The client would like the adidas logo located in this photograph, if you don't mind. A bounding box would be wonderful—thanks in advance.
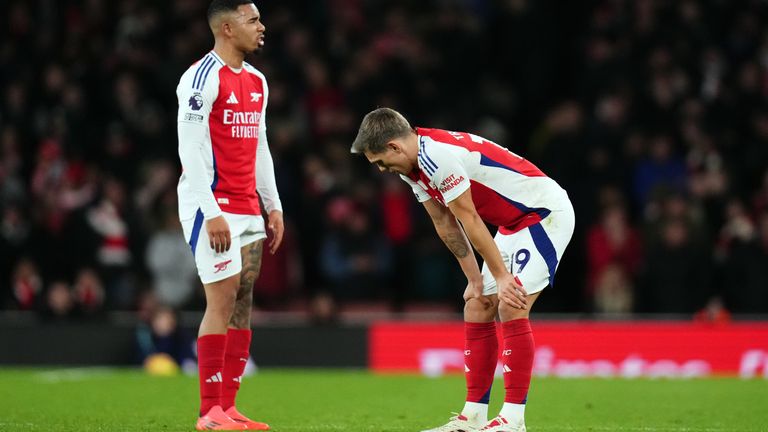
[503,364,512,373]
[233,376,242,383]
[465,364,471,372]
[205,372,223,383]
[226,91,238,104]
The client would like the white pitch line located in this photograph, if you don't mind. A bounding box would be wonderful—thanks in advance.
[34,367,118,383]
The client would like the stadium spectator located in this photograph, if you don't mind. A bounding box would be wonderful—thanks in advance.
[72,267,106,317]
[11,258,42,311]
[145,208,198,309]
[639,217,711,313]
[135,305,196,373]
[0,205,29,301]
[380,175,416,310]
[715,201,768,313]
[592,263,634,314]
[632,134,688,209]
[586,202,642,313]
[42,280,76,321]
[82,176,141,309]
[320,200,392,301]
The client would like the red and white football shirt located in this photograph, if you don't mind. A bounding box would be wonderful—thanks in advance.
[401,128,568,235]
[176,51,281,222]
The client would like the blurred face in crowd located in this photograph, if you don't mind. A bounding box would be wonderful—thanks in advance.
[364,140,414,175]
[217,4,266,54]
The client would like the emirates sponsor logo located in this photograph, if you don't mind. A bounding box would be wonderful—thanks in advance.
[223,109,261,125]
[223,109,261,138]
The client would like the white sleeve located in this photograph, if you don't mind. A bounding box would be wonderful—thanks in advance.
[399,174,432,203]
[255,85,282,213]
[177,71,222,220]
[421,143,470,203]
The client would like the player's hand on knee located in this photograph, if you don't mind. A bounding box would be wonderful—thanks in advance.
[206,216,231,253]
[462,277,485,302]
[498,273,527,309]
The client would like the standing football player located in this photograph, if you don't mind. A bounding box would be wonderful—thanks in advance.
[352,108,574,432]
[176,1,283,429]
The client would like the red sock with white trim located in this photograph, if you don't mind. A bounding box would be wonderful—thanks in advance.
[221,328,252,410]
[500,318,534,422]
[462,321,498,422]
[198,334,226,416]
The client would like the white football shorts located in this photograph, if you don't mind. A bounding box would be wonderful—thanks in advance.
[181,211,266,284]
[481,203,575,296]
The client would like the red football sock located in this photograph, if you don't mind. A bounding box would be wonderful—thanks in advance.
[221,328,252,410]
[501,318,534,404]
[198,334,227,416]
[465,321,498,404]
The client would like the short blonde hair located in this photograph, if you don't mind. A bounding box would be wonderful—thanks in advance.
[350,108,412,154]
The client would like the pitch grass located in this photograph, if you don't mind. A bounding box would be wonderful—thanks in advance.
[0,368,765,431]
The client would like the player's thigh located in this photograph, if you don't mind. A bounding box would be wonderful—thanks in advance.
[480,229,539,295]
[181,212,244,284]
[481,208,575,296]
[499,291,541,320]
[240,214,267,250]
[539,205,576,260]
[238,215,267,280]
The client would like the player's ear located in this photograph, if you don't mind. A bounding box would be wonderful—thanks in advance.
[222,21,233,37]
[387,141,401,153]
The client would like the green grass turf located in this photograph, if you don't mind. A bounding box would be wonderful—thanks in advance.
[0,368,765,431]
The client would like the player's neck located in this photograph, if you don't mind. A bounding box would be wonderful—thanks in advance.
[404,132,420,166]
[212,43,245,69]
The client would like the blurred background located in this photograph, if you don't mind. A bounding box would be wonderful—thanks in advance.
[1,0,767,371]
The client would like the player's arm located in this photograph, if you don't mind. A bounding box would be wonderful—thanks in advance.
[446,189,528,309]
[422,199,484,298]
[177,76,230,253]
[255,95,284,254]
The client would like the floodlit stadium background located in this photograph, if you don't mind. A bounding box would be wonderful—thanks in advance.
[0,0,767,378]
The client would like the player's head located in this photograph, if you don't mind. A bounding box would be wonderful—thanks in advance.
[207,0,265,54]
[351,108,417,175]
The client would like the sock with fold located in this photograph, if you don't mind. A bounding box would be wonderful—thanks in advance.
[221,328,252,411]
[198,334,227,416]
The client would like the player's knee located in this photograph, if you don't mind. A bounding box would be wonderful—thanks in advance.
[464,296,497,321]
[207,288,236,306]
[204,280,239,311]
[498,300,530,320]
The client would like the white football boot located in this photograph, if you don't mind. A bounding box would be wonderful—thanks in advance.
[421,412,485,432]
[479,415,526,432]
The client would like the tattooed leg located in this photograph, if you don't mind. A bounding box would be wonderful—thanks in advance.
[230,239,264,329]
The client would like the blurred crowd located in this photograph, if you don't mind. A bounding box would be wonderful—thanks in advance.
[1,0,767,320]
